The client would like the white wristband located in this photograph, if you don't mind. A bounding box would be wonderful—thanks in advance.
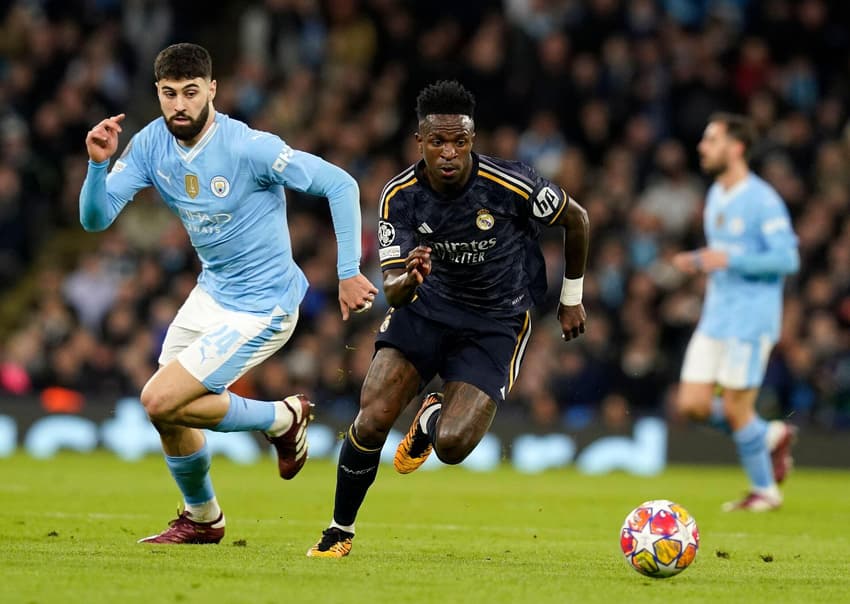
[560,277,583,306]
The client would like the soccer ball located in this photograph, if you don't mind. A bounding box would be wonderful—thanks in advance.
[619,499,699,578]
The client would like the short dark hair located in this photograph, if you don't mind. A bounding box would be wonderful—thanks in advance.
[416,80,476,123]
[154,43,212,82]
[709,112,757,158]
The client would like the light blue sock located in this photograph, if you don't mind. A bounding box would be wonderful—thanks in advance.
[708,396,731,434]
[213,392,275,432]
[165,442,215,505]
[733,417,773,490]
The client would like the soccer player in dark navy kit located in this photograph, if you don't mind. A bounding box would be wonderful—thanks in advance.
[309,81,589,557]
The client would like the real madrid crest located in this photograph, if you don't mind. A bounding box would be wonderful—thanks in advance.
[185,174,200,199]
[476,209,495,231]
[211,175,230,198]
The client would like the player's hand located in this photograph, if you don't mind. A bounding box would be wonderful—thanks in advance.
[672,251,699,274]
[698,248,729,272]
[338,273,379,321]
[404,245,431,285]
[558,303,586,342]
[85,114,125,163]
[672,248,728,274]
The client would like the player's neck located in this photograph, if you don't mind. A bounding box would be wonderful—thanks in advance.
[716,161,749,191]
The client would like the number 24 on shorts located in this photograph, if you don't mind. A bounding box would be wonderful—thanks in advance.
[199,325,241,360]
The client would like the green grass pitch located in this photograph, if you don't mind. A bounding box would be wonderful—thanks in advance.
[1,452,848,604]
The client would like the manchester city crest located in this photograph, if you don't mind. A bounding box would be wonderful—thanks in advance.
[476,209,495,230]
[210,176,230,198]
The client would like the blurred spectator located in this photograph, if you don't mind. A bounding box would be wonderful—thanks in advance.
[633,139,702,242]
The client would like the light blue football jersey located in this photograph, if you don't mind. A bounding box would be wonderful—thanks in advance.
[80,112,361,316]
[697,173,799,341]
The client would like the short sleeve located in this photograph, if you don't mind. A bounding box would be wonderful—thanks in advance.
[377,176,418,271]
[523,176,569,227]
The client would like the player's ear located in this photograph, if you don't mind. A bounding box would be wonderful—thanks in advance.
[414,131,423,154]
[208,79,217,101]
[735,140,746,158]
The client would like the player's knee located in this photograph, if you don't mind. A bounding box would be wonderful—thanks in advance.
[675,389,710,421]
[352,411,393,449]
[139,385,178,423]
[433,430,475,465]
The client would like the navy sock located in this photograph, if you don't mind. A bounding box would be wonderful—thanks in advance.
[333,426,381,527]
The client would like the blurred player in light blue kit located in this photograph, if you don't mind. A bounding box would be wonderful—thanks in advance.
[80,43,377,542]
[673,113,799,512]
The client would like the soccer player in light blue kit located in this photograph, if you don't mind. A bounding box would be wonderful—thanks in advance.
[673,113,799,512]
[80,43,378,543]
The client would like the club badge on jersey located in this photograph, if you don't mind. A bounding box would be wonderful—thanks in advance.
[185,174,200,198]
[476,209,495,231]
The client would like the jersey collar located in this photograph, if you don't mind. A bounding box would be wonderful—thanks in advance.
[172,112,220,164]
[717,172,751,204]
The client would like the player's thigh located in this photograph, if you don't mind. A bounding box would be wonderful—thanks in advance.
[142,359,210,414]
[355,346,423,443]
[161,286,298,394]
[717,336,774,390]
[373,305,442,386]
[675,381,715,418]
[438,381,497,448]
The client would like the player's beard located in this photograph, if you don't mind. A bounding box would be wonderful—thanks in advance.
[166,102,210,141]
[701,156,727,178]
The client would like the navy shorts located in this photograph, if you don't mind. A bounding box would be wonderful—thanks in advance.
[374,304,532,403]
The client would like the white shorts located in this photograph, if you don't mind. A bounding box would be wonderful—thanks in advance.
[159,286,298,393]
[680,331,774,390]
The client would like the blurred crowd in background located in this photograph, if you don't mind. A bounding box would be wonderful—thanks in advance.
[1,0,849,432]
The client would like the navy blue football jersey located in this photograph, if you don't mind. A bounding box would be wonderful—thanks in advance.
[377,153,569,320]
